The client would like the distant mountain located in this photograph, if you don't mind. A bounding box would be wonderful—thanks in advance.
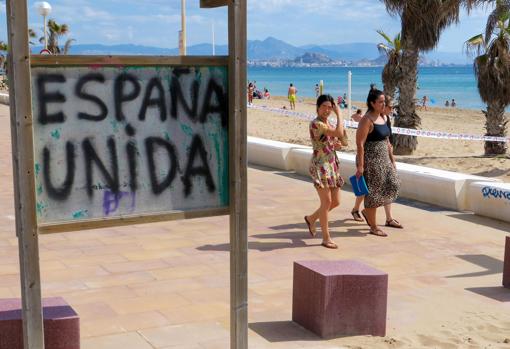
[30,37,471,65]
[300,43,380,61]
[294,52,333,64]
[248,37,303,60]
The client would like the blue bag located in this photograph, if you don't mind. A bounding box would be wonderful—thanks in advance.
[349,175,369,197]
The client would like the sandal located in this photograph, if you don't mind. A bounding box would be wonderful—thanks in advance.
[385,219,403,229]
[304,216,316,237]
[351,210,364,222]
[321,241,338,249]
[369,227,388,237]
[361,209,371,227]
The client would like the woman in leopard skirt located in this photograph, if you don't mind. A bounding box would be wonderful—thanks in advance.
[355,88,400,236]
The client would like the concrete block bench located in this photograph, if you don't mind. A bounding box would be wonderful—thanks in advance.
[292,260,387,338]
[504,236,510,289]
[0,297,80,349]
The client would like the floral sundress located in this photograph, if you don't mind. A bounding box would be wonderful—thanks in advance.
[309,118,344,188]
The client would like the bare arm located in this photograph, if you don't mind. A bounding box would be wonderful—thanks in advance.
[355,117,371,177]
[322,104,344,138]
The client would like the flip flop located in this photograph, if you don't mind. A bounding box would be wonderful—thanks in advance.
[351,210,364,222]
[385,219,403,229]
[304,216,316,237]
[369,227,388,237]
[321,241,338,249]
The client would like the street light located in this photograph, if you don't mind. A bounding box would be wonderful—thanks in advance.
[36,1,52,51]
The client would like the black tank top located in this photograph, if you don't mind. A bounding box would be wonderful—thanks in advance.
[366,116,391,142]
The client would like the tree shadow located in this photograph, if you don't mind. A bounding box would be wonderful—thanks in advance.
[446,254,503,278]
[465,287,510,302]
[249,321,319,342]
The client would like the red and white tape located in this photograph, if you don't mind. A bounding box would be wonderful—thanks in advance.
[248,104,510,143]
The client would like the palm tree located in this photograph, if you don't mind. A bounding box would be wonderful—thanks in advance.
[381,0,483,155]
[465,3,510,155]
[376,30,403,101]
[40,19,75,54]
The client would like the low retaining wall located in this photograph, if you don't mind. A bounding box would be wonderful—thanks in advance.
[248,136,508,223]
[0,93,9,105]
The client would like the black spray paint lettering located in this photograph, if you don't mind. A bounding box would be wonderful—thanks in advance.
[35,70,227,126]
[37,74,67,124]
[37,69,227,201]
[42,134,216,200]
[75,73,108,121]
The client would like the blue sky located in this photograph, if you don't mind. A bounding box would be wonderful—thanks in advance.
[0,0,495,52]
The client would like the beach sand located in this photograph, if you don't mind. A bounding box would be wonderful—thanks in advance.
[248,96,510,183]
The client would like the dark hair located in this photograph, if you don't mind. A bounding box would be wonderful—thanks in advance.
[356,109,362,113]
[366,88,384,112]
[316,94,335,112]
[290,83,293,87]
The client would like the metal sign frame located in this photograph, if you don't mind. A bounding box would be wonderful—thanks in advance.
[6,0,247,348]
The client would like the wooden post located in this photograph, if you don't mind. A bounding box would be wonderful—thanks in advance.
[6,1,45,349]
[228,0,248,348]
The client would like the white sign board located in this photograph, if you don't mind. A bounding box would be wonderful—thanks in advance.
[31,65,229,225]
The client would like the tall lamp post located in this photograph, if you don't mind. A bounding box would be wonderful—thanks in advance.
[179,0,187,55]
[36,1,52,51]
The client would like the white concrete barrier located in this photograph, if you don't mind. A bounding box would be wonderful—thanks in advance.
[468,182,510,222]
[0,93,9,105]
[247,136,300,171]
[247,136,502,214]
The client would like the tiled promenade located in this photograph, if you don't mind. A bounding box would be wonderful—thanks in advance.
[0,105,509,348]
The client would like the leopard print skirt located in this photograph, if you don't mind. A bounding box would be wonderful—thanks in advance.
[363,140,400,208]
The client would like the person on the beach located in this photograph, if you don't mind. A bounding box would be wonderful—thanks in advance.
[263,88,270,99]
[247,82,254,106]
[451,99,456,107]
[315,84,320,98]
[288,83,297,110]
[445,100,450,107]
[304,94,346,249]
[421,95,429,111]
[351,109,363,122]
[354,88,400,236]
[350,95,402,229]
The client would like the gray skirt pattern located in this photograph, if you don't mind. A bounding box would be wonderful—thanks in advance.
[363,140,400,208]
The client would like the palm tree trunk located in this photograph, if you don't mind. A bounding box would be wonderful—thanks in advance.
[393,41,420,155]
[483,103,508,155]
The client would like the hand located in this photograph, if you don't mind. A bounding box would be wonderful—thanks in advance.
[333,141,342,150]
[356,166,363,178]
[333,103,341,116]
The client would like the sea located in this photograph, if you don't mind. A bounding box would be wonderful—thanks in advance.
[248,65,486,110]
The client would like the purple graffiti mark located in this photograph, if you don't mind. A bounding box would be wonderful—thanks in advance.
[103,190,136,216]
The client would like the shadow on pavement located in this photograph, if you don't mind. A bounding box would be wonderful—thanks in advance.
[249,321,318,342]
[446,254,503,278]
[465,287,510,302]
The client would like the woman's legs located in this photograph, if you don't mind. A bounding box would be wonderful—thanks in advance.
[384,203,403,228]
[305,187,339,244]
[361,205,387,236]
[351,195,364,221]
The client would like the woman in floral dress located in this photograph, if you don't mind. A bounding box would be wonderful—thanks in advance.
[304,94,346,249]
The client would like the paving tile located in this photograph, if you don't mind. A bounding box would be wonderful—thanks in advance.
[81,332,153,349]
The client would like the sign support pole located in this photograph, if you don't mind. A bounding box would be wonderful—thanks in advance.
[228,0,248,348]
[6,0,45,348]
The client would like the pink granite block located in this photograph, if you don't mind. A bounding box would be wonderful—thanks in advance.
[0,297,79,349]
[292,260,387,338]
[504,236,510,289]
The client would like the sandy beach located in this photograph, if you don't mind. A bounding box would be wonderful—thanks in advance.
[248,96,510,183]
